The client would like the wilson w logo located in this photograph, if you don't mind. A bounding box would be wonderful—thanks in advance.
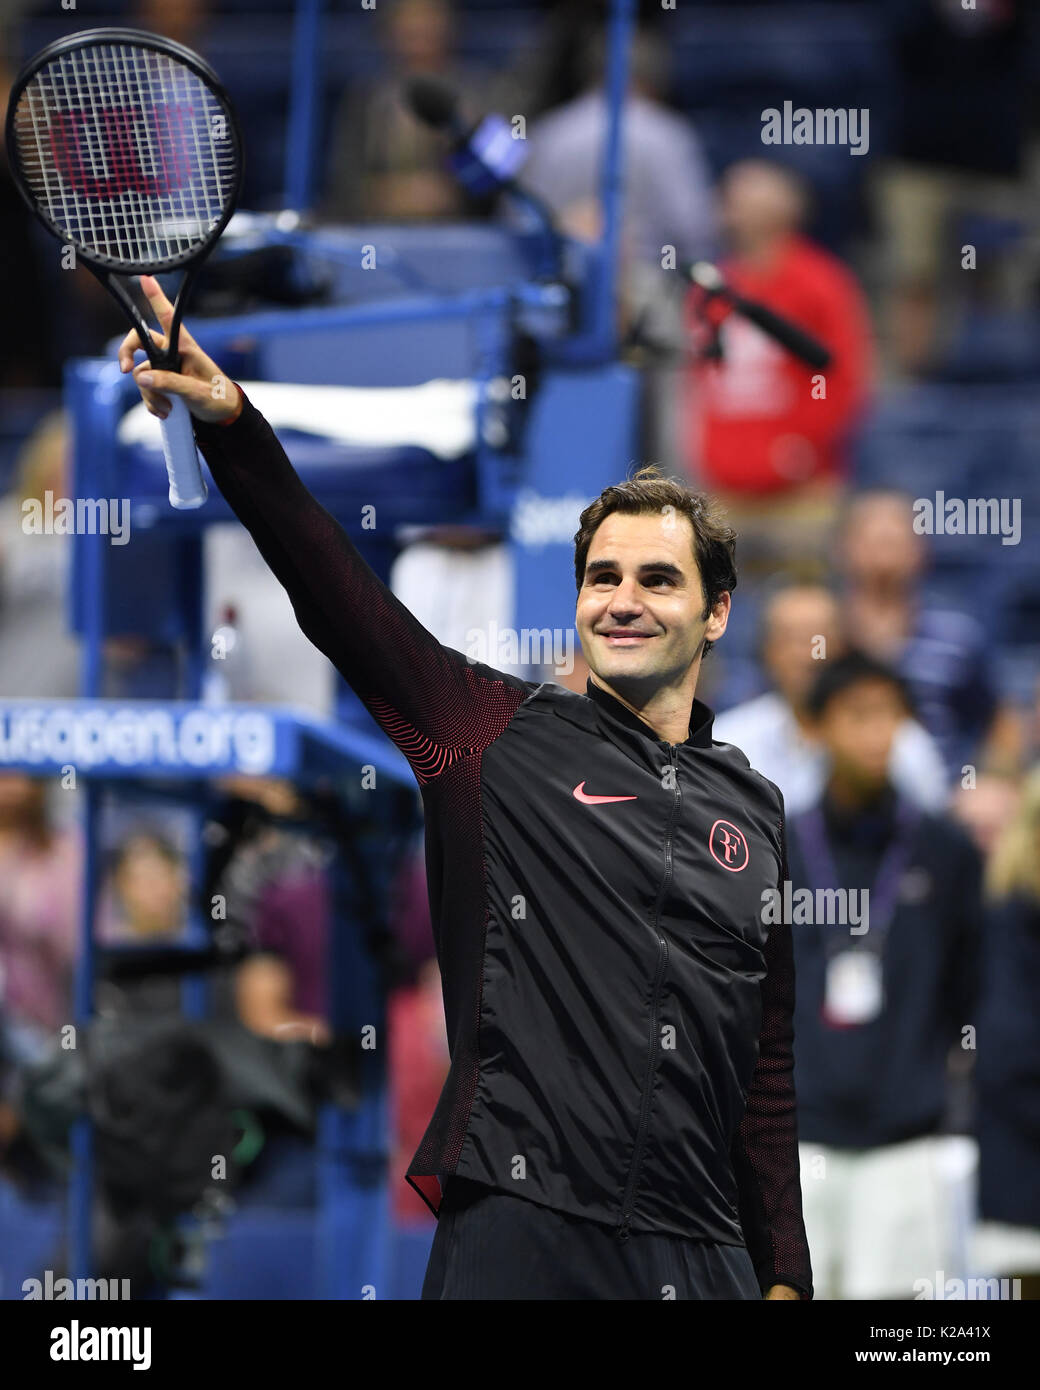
[48,105,195,198]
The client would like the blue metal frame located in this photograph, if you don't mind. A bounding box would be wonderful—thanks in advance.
[594,0,637,355]
[280,0,632,361]
[284,0,326,211]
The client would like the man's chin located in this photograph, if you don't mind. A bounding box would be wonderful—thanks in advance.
[589,648,661,687]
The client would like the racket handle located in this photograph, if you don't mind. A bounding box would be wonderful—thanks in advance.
[160,395,208,509]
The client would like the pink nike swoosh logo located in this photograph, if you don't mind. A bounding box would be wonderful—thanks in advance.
[573,781,638,805]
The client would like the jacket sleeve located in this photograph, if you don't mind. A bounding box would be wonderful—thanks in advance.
[730,797,814,1298]
[192,388,529,783]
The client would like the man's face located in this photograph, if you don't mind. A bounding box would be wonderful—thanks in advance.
[762,588,841,706]
[840,495,923,589]
[816,678,906,790]
[115,841,185,937]
[576,511,729,694]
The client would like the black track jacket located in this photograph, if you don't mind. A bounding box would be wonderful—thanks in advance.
[194,391,813,1298]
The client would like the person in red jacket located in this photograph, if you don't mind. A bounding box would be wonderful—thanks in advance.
[684,159,874,579]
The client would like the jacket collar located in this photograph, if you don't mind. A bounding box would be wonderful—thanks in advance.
[585,677,715,749]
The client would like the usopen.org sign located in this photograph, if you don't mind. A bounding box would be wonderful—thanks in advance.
[0,702,276,776]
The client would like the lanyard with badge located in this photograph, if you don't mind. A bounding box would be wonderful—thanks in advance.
[792,799,920,1029]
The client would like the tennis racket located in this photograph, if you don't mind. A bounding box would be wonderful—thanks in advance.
[5,27,244,509]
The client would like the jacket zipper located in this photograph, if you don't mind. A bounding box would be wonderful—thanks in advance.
[617,742,681,1239]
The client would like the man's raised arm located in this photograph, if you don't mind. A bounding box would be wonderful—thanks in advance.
[119,277,529,781]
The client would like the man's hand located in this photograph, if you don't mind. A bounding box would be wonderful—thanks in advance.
[764,1283,802,1300]
[118,275,242,426]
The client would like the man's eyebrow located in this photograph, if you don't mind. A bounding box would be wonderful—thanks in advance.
[585,559,687,579]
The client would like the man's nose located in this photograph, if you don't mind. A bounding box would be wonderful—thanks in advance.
[607,578,644,613]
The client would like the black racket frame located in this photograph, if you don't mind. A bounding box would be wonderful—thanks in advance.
[5,26,245,377]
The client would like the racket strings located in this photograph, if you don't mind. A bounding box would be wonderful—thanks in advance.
[12,42,237,268]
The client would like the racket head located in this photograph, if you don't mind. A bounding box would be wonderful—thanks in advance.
[5,26,244,276]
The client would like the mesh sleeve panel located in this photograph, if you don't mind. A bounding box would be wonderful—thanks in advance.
[194,393,530,775]
[731,800,814,1299]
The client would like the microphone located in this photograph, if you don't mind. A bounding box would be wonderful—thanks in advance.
[405,75,462,137]
[683,260,832,370]
[404,75,528,198]
[404,76,563,285]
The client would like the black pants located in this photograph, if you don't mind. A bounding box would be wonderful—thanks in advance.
[421,1178,762,1300]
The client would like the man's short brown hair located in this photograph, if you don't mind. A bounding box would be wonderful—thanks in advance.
[573,466,737,654]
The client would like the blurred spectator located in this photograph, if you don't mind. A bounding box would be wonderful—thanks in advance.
[951,773,1022,861]
[0,775,81,1069]
[0,410,81,698]
[872,0,1030,374]
[215,777,329,1046]
[99,833,187,945]
[683,160,873,579]
[234,834,332,1049]
[0,408,187,702]
[321,0,511,223]
[226,780,445,1220]
[788,653,982,1300]
[521,25,717,475]
[523,27,716,270]
[836,489,1023,783]
[95,831,190,1017]
[713,582,949,815]
[972,766,1040,1298]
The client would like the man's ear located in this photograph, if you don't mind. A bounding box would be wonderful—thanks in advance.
[704,591,731,645]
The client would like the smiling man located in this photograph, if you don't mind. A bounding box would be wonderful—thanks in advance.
[119,277,812,1300]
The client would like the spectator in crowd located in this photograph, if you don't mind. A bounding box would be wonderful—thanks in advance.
[0,775,81,1069]
[972,766,1040,1299]
[228,780,445,1220]
[220,784,341,1206]
[0,409,179,701]
[103,833,186,942]
[951,773,1022,861]
[234,829,332,1049]
[835,489,1023,784]
[523,27,716,271]
[520,26,718,497]
[95,831,191,1018]
[713,581,949,815]
[321,0,514,223]
[683,159,873,579]
[0,411,81,698]
[787,653,982,1299]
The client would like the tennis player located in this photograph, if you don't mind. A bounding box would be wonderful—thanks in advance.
[120,276,812,1300]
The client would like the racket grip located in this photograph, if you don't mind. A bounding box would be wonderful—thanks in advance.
[160,395,208,509]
